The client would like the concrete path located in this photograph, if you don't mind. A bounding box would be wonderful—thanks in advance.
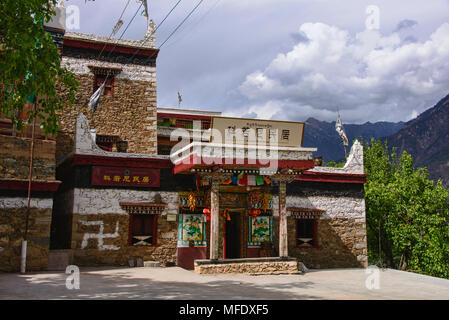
[0,267,448,300]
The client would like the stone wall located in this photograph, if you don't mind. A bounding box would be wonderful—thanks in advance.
[0,135,56,180]
[59,188,180,266]
[56,52,157,162]
[71,213,178,267]
[56,74,157,159]
[274,185,368,268]
[0,197,53,272]
[194,258,299,275]
[286,217,367,268]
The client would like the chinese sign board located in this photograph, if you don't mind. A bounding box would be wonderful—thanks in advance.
[91,166,160,187]
[210,116,305,148]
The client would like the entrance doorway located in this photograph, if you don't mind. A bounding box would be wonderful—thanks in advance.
[225,211,241,259]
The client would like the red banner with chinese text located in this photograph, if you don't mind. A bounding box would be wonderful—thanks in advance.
[91,166,160,187]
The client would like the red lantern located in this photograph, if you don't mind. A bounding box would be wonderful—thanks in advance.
[203,208,211,221]
[248,208,261,217]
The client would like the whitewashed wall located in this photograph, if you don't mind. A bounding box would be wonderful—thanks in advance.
[73,188,179,215]
[0,197,53,209]
[61,56,156,82]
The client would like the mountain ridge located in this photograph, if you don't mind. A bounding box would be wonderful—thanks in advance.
[383,93,449,186]
[302,93,449,186]
[303,117,405,162]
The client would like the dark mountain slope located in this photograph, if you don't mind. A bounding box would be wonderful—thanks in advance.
[384,94,449,186]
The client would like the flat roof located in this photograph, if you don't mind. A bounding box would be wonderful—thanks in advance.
[157,107,222,117]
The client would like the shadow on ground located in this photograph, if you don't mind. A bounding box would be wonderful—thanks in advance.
[0,268,320,300]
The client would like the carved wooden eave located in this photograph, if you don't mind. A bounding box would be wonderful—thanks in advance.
[88,65,123,76]
[287,207,325,219]
[119,202,167,215]
[96,134,120,144]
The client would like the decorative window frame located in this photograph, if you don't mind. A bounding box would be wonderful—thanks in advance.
[88,65,122,97]
[119,202,167,247]
[288,207,324,249]
[96,134,119,152]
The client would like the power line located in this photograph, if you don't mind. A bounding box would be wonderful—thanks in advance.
[164,0,222,49]
[103,1,143,61]
[125,0,183,66]
[159,0,205,49]
[128,0,205,80]
[96,0,132,60]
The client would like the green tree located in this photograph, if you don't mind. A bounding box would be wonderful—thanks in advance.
[0,0,77,135]
[324,160,345,168]
[364,139,449,278]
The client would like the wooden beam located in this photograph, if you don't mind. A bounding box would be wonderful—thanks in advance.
[279,181,288,258]
[210,179,220,260]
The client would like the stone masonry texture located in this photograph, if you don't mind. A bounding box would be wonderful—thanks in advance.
[56,49,158,163]
[194,260,299,275]
[70,213,178,267]
[0,135,56,181]
[0,205,53,272]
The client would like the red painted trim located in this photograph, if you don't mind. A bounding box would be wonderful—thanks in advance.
[94,74,114,97]
[223,213,226,259]
[0,179,60,192]
[63,38,159,58]
[157,113,212,121]
[128,214,158,247]
[173,154,315,174]
[43,26,65,33]
[73,154,173,169]
[297,170,368,184]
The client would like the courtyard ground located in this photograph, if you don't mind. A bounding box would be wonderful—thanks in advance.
[0,267,448,300]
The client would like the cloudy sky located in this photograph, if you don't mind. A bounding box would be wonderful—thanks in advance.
[65,0,449,124]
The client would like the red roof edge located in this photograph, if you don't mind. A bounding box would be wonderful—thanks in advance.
[297,170,368,184]
[73,154,173,169]
[0,179,61,192]
[63,38,159,58]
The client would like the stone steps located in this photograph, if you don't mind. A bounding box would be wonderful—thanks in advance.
[128,258,161,268]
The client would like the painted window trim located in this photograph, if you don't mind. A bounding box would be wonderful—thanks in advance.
[128,214,158,247]
[93,74,115,97]
[295,218,319,249]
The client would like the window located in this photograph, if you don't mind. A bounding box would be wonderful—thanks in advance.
[296,219,317,248]
[96,135,119,152]
[93,74,114,96]
[129,214,158,246]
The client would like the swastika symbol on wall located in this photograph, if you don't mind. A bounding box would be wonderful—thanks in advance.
[80,220,120,251]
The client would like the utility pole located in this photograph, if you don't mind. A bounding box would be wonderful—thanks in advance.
[21,102,37,274]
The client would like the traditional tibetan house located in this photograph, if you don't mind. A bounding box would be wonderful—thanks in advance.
[1,5,369,273]
[50,107,368,273]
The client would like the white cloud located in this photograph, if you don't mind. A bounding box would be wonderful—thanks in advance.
[238,22,449,123]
